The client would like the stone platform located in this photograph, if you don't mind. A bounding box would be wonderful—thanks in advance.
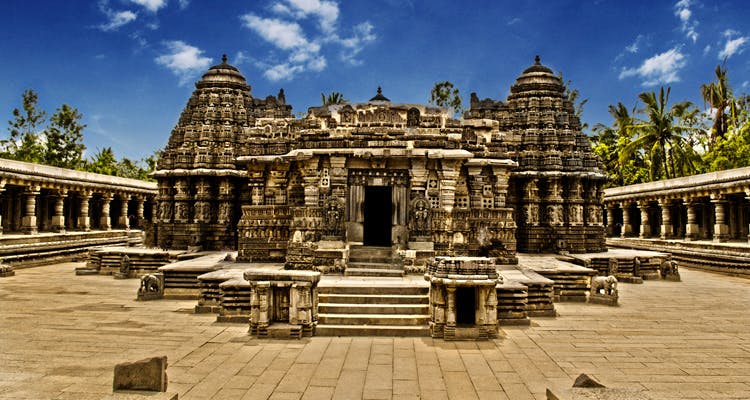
[609,237,750,277]
[1,263,749,399]
[519,253,597,302]
[0,230,143,267]
[565,248,670,281]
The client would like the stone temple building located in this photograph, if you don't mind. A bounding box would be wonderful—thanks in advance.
[152,55,606,269]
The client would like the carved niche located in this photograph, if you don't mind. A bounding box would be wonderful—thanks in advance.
[409,194,431,238]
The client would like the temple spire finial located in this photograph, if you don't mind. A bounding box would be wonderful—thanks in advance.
[377,86,382,95]
[534,55,540,65]
[222,54,228,64]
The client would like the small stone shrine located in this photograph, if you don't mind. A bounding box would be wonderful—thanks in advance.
[425,257,500,340]
[245,269,320,338]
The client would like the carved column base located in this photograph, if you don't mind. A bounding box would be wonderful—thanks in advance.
[713,224,729,242]
[22,216,37,234]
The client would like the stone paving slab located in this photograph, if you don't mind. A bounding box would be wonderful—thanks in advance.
[0,263,749,399]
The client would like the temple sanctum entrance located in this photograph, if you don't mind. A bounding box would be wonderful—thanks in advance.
[363,186,392,246]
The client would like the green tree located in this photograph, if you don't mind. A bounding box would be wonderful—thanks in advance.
[429,81,463,115]
[591,102,648,186]
[45,104,86,169]
[700,61,734,144]
[321,92,347,106]
[86,147,118,176]
[3,89,46,161]
[621,87,699,181]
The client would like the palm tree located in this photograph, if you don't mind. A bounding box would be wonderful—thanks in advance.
[621,87,698,180]
[701,61,734,144]
[321,92,347,106]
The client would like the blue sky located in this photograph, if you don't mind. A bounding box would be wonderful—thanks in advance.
[2,0,750,161]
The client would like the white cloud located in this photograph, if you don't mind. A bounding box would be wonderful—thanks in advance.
[242,15,310,49]
[129,0,167,13]
[506,17,521,26]
[99,10,137,31]
[242,0,376,81]
[155,41,212,85]
[703,44,712,55]
[264,63,304,81]
[276,0,339,33]
[719,36,748,59]
[178,0,190,9]
[234,51,250,65]
[625,34,644,54]
[338,22,376,65]
[619,47,687,86]
[674,0,698,43]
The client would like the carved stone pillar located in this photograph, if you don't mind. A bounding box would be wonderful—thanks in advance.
[712,195,728,242]
[446,287,456,327]
[119,194,130,229]
[467,166,484,210]
[639,201,650,238]
[685,198,699,241]
[488,166,508,208]
[22,186,40,234]
[136,196,145,227]
[300,160,320,207]
[52,190,67,233]
[606,204,616,236]
[621,202,631,238]
[439,161,460,213]
[0,182,5,235]
[659,198,672,239]
[100,193,112,230]
[79,191,91,231]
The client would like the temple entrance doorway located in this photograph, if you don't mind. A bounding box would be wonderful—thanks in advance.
[363,186,392,246]
[455,287,476,325]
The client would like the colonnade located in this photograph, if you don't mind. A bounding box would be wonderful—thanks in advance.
[603,167,750,243]
[0,158,157,236]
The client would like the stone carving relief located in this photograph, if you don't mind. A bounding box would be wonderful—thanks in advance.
[174,202,188,221]
[194,201,211,222]
[158,202,172,221]
[218,202,232,223]
[409,194,431,237]
[323,196,344,236]
[546,204,563,226]
[523,204,538,225]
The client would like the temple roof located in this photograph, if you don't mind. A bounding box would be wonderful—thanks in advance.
[510,55,564,97]
[369,86,391,102]
[196,54,250,90]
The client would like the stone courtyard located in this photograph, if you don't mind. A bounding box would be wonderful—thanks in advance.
[1,262,748,399]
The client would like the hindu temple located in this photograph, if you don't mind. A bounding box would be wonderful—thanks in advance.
[151,55,607,269]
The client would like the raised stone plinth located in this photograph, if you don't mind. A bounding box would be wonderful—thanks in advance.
[498,264,556,317]
[196,269,244,313]
[520,254,596,302]
[158,252,229,299]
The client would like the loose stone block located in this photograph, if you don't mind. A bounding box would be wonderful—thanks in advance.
[0,264,14,277]
[113,356,168,392]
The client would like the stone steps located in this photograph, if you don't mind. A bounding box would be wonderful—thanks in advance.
[344,268,404,277]
[319,293,427,304]
[346,246,404,277]
[315,324,430,337]
[319,303,429,315]
[316,279,430,336]
[318,313,430,326]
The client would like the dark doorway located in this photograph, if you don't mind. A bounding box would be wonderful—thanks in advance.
[455,287,476,325]
[363,186,392,246]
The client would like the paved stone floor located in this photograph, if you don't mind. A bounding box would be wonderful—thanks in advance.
[1,262,750,399]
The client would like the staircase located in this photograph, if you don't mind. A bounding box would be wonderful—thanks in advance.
[316,281,430,336]
[345,245,404,277]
